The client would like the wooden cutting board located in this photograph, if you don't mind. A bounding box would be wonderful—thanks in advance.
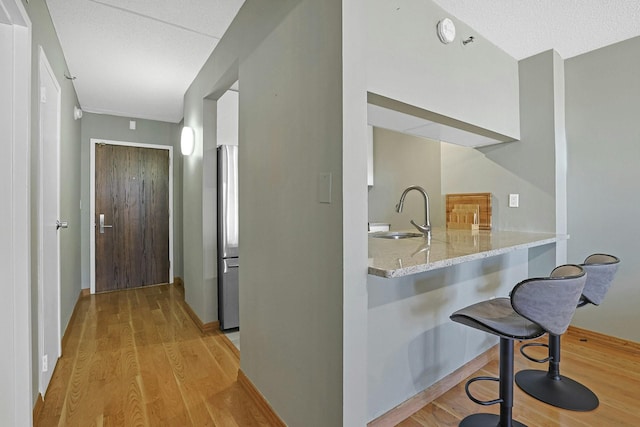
[446,193,492,230]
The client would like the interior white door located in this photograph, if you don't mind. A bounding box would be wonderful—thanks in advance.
[38,47,62,395]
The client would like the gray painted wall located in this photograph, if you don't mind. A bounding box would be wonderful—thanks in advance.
[22,0,82,404]
[441,50,565,276]
[238,1,345,425]
[368,127,444,229]
[201,99,217,323]
[182,0,300,328]
[183,1,358,425]
[342,0,370,423]
[366,0,520,140]
[566,36,640,341]
[79,112,183,289]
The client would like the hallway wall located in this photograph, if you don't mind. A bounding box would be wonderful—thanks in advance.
[22,0,82,405]
[182,0,357,424]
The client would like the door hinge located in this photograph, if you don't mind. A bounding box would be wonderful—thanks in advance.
[40,87,47,103]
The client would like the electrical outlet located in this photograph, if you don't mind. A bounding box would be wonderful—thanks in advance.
[42,355,48,372]
[509,193,519,208]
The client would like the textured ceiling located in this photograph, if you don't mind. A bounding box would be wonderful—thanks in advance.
[46,0,640,123]
[432,0,640,60]
[46,0,244,123]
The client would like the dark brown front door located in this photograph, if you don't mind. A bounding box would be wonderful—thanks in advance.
[95,143,170,293]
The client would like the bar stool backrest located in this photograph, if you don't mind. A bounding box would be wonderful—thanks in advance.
[580,254,620,306]
[511,265,586,336]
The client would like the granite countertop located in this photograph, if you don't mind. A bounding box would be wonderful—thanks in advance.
[368,227,564,278]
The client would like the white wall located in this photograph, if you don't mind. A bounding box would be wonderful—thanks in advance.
[1,0,33,423]
[566,36,640,342]
[366,0,520,140]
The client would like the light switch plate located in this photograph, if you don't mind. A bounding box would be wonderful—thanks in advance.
[509,193,519,208]
[129,120,136,130]
[318,173,332,204]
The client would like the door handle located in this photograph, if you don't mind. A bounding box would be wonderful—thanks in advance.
[99,213,113,234]
[56,220,68,230]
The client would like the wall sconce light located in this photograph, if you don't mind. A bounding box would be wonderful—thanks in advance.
[181,126,195,156]
[73,106,83,120]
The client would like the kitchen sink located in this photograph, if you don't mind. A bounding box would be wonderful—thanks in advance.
[370,231,425,239]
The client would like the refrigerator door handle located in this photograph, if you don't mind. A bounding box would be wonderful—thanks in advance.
[223,258,239,273]
[219,145,239,259]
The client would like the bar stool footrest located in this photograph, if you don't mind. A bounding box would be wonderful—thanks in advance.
[519,342,551,363]
[464,376,502,406]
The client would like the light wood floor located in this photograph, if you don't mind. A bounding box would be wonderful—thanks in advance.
[400,329,640,426]
[38,284,640,426]
[36,284,271,427]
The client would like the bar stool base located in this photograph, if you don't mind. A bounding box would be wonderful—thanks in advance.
[460,413,527,427]
[515,369,599,411]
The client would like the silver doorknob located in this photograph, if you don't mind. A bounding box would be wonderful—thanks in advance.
[56,220,68,230]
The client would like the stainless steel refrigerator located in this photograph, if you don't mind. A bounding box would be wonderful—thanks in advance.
[217,145,239,330]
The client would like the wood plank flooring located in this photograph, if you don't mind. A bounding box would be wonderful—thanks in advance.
[36,284,273,427]
[400,329,640,426]
[38,284,640,426]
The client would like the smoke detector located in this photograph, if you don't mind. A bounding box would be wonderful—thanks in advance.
[437,18,456,44]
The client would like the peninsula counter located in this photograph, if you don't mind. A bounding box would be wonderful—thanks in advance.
[369,228,561,278]
[366,228,564,422]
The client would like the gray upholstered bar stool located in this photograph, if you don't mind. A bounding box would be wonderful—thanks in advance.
[515,254,620,411]
[450,265,586,427]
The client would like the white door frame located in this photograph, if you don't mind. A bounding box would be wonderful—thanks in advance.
[37,46,62,396]
[0,0,32,424]
[90,138,174,294]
